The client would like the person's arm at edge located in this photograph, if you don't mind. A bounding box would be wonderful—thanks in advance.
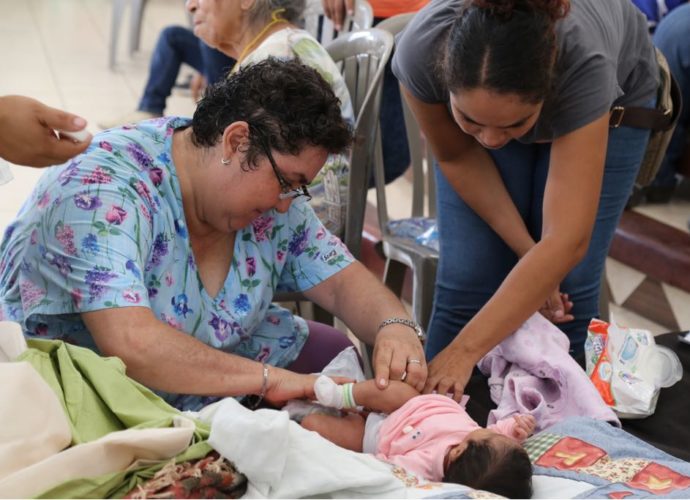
[0,95,92,167]
[321,0,355,30]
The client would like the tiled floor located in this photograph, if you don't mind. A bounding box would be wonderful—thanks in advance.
[2,0,688,336]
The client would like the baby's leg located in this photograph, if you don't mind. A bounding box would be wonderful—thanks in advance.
[302,413,366,452]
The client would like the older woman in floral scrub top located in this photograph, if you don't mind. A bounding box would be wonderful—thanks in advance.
[0,59,426,411]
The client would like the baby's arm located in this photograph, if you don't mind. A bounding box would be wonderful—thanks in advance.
[353,379,420,414]
[489,414,537,442]
[315,376,419,413]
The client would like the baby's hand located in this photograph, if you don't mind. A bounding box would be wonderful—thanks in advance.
[511,414,537,440]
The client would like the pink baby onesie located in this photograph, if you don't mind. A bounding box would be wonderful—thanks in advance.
[375,394,518,481]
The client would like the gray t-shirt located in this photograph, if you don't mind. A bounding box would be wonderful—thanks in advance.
[392,0,659,142]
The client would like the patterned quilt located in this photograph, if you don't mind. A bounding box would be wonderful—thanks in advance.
[397,417,690,499]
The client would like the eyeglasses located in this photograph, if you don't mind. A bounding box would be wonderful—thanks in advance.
[249,126,312,201]
[260,142,312,202]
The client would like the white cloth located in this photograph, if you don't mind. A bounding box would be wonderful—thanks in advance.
[0,321,27,361]
[209,397,406,498]
[0,321,197,499]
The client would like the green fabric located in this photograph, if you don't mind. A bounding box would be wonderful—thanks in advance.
[18,339,212,498]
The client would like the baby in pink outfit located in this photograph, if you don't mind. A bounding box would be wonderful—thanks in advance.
[303,377,536,499]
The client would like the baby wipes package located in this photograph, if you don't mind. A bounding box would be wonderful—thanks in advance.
[585,319,682,419]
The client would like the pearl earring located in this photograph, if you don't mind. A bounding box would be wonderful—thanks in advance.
[221,158,231,165]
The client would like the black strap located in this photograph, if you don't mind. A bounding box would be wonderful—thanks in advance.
[610,74,682,132]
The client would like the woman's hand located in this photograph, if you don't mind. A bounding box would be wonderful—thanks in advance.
[264,369,318,406]
[423,345,474,401]
[373,326,427,392]
[539,289,574,324]
[264,368,351,407]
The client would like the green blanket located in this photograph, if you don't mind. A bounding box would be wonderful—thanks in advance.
[18,339,212,498]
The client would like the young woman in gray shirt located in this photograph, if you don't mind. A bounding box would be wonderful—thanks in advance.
[392,0,659,399]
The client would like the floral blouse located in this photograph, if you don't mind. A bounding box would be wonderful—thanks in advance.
[0,117,354,410]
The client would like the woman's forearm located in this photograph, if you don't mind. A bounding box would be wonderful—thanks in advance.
[306,262,414,345]
[438,146,536,258]
[446,235,585,363]
[82,307,265,397]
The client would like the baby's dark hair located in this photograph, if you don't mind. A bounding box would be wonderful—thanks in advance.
[443,439,533,499]
[191,57,352,169]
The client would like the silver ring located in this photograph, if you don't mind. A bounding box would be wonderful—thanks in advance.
[407,359,422,365]
[401,370,407,381]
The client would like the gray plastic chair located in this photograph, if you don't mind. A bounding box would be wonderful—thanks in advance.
[274,28,394,327]
[327,28,394,258]
[372,13,439,332]
[303,0,374,44]
[109,0,149,69]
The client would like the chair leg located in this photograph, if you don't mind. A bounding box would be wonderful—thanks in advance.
[360,341,375,379]
[413,258,437,332]
[128,0,146,55]
[109,0,127,69]
[383,258,407,298]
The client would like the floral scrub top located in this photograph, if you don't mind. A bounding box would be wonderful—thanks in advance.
[238,27,355,238]
[0,117,354,410]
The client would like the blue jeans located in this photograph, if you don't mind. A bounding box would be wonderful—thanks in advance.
[651,3,690,188]
[426,125,652,360]
[138,26,235,114]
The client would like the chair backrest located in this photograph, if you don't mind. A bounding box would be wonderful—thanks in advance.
[303,0,374,44]
[372,13,437,233]
[326,28,394,258]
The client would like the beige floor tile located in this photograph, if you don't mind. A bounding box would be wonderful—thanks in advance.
[609,303,667,336]
[661,283,690,331]
[635,200,690,234]
[605,257,647,306]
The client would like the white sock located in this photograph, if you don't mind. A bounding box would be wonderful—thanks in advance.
[314,375,357,409]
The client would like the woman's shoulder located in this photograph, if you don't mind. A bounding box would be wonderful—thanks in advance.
[31,117,186,221]
[393,0,461,104]
[556,0,651,55]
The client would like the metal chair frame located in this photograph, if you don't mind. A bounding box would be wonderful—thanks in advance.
[372,13,439,332]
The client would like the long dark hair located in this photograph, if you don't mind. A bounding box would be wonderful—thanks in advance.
[443,0,570,103]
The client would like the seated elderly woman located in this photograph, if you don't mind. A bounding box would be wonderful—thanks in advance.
[0,59,426,411]
[186,0,354,235]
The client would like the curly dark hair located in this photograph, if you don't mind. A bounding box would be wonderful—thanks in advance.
[443,439,533,499]
[443,0,570,103]
[191,57,353,169]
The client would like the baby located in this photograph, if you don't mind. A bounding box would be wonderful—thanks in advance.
[302,377,535,499]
